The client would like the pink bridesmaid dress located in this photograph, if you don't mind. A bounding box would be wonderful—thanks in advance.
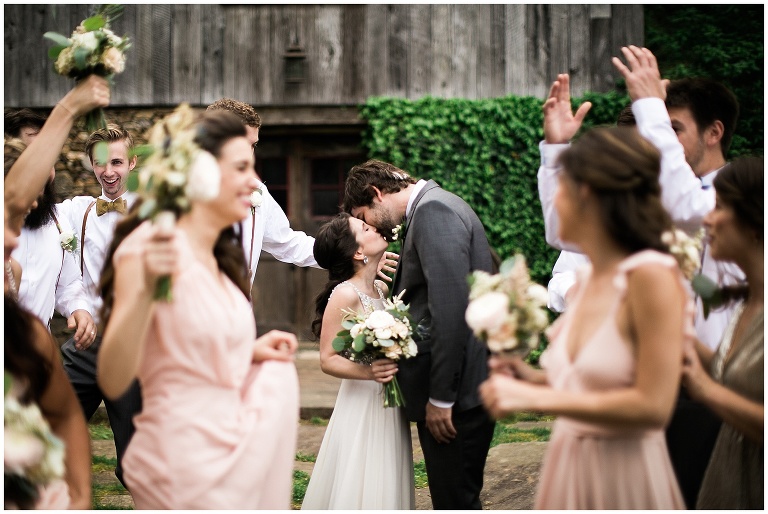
[117,223,299,509]
[535,250,688,509]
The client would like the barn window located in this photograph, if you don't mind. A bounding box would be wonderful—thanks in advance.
[309,155,363,218]
[256,157,289,214]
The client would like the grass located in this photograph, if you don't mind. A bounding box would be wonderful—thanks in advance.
[295,452,317,463]
[92,455,118,473]
[308,416,329,426]
[491,424,551,447]
[292,470,310,508]
[88,422,115,441]
[413,459,429,489]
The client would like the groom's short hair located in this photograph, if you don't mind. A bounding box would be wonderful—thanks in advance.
[342,159,417,212]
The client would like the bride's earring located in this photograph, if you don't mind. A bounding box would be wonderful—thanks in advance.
[363,256,369,264]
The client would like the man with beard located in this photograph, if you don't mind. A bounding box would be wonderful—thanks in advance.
[4,112,97,349]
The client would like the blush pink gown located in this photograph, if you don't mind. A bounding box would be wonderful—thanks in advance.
[535,250,688,509]
[117,223,299,509]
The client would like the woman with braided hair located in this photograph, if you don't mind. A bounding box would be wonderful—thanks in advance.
[481,126,689,508]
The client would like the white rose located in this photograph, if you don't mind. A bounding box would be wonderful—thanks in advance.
[73,31,99,52]
[59,230,75,245]
[250,189,263,207]
[185,150,220,202]
[465,292,509,334]
[407,339,418,357]
[392,321,409,339]
[527,307,550,331]
[349,323,364,339]
[374,328,393,340]
[165,171,186,187]
[526,283,549,306]
[365,310,396,330]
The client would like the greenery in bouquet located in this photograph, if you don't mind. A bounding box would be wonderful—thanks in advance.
[44,4,131,131]
[332,291,418,407]
[4,372,66,510]
[465,254,550,357]
[126,103,221,301]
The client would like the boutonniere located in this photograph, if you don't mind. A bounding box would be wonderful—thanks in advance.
[691,274,725,320]
[56,224,78,253]
[250,186,263,214]
[391,218,408,243]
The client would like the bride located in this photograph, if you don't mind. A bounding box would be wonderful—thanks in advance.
[301,212,415,509]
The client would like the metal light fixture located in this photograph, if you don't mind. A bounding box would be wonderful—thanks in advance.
[284,43,306,84]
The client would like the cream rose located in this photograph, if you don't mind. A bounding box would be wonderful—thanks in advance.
[102,46,126,74]
[465,292,509,334]
[185,150,220,202]
[374,328,393,340]
[526,283,549,306]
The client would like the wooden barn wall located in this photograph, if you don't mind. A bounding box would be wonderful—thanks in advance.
[5,4,644,108]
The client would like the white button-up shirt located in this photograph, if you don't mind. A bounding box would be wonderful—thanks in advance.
[538,97,743,349]
[58,191,137,325]
[240,181,319,288]
[11,206,90,324]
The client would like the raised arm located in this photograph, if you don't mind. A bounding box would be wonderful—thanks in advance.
[538,74,591,250]
[612,46,714,233]
[97,224,174,399]
[5,76,110,223]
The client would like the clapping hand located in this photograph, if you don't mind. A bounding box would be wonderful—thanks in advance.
[253,330,298,363]
[543,74,592,144]
[612,45,669,101]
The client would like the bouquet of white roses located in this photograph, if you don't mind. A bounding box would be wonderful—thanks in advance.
[332,291,418,408]
[44,4,131,131]
[465,254,550,358]
[4,372,66,510]
[127,103,221,301]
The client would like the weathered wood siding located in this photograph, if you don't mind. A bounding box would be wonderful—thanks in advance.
[5,4,643,107]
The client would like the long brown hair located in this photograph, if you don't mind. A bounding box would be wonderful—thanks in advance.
[311,213,359,339]
[99,111,250,329]
[558,126,672,254]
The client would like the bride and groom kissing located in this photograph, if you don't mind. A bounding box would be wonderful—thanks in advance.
[302,159,495,510]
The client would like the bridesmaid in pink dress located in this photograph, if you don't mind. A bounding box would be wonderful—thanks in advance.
[481,126,688,509]
[96,111,300,509]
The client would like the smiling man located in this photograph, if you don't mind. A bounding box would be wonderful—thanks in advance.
[57,123,141,489]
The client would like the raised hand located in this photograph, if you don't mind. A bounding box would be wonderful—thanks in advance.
[58,74,111,118]
[143,225,177,292]
[377,251,399,283]
[611,45,668,101]
[479,373,540,419]
[543,73,592,144]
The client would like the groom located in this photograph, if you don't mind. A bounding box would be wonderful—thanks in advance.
[343,159,495,509]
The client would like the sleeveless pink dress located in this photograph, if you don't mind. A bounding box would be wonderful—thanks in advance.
[535,250,688,509]
[117,223,299,509]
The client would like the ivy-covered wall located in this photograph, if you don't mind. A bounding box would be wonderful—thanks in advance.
[359,92,630,285]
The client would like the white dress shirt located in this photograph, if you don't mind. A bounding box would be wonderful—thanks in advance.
[11,206,90,324]
[58,191,137,325]
[240,181,319,287]
[538,98,744,348]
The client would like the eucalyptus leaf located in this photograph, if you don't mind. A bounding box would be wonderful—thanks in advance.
[341,320,355,330]
[336,329,349,337]
[43,31,71,47]
[499,257,518,275]
[4,370,12,397]
[73,46,90,70]
[352,334,366,352]
[93,141,109,166]
[82,15,106,31]
[691,274,719,299]
[126,171,140,192]
[378,338,395,347]
[48,45,67,60]
[331,337,348,352]
[138,198,156,219]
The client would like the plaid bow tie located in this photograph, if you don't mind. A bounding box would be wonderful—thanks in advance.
[96,198,127,216]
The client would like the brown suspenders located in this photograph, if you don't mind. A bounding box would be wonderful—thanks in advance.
[80,201,96,276]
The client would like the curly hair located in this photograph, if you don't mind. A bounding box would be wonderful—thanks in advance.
[206,98,262,128]
[558,126,672,254]
[310,213,359,339]
[342,159,416,213]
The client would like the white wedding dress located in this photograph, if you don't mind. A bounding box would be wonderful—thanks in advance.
[301,281,415,510]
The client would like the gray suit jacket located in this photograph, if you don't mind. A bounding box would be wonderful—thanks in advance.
[393,180,494,422]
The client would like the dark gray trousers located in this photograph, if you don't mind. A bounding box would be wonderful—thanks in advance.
[61,336,142,489]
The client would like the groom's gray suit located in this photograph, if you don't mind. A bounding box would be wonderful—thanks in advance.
[393,180,495,509]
